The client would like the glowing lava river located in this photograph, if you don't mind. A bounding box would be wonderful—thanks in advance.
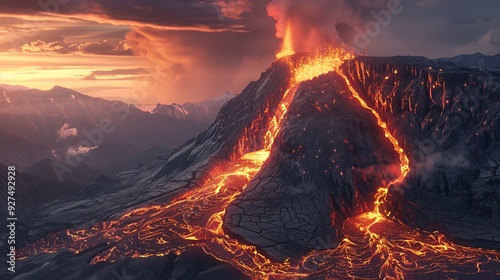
[18,50,500,279]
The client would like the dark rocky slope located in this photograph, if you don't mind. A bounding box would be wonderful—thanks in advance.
[341,56,500,249]
[224,72,400,261]
[4,55,500,279]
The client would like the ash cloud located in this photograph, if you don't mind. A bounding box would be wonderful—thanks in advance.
[266,0,389,52]
[213,0,253,20]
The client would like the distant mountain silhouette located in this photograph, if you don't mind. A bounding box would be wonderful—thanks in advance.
[0,85,208,175]
[134,92,237,124]
[439,52,500,70]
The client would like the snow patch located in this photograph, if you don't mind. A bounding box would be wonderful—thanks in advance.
[134,104,157,113]
[2,92,12,106]
[57,123,78,140]
[66,145,98,156]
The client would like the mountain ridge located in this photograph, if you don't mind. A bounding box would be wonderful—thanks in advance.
[0,85,209,173]
[134,92,237,124]
[438,52,500,70]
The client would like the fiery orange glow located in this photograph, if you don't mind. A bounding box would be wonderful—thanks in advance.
[275,21,295,59]
[289,47,354,83]
[264,86,298,148]
[338,72,410,212]
[18,40,500,279]
[19,149,271,264]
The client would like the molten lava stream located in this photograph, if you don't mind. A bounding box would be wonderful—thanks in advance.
[18,48,500,280]
[312,71,500,279]
[18,80,306,278]
[18,150,271,263]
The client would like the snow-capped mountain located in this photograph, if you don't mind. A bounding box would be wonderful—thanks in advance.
[134,92,237,123]
[0,85,208,173]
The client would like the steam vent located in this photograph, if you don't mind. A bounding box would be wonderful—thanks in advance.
[12,53,500,279]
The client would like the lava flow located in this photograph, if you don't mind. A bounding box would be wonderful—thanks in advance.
[18,42,500,279]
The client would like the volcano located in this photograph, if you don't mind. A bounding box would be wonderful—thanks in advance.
[5,53,500,279]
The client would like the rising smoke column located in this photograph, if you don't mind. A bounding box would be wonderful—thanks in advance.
[266,0,389,54]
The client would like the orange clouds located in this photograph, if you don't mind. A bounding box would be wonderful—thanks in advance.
[82,68,149,80]
[124,23,275,104]
[213,0,253,20]
[0,0,277,104]
[21,40,64,53]
[20,39,133,55]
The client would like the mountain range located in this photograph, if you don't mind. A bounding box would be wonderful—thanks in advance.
[0,86,234,175]
[439,52,500,70]
[134,92,237,123]
[0,85,233,221]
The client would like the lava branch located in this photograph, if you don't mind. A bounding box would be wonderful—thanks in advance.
[274,41,500,279]
[337,72,410,212]
[17,60,308,278]
[16,45,500,279]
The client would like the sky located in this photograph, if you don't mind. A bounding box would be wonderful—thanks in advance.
[0,0,499,104]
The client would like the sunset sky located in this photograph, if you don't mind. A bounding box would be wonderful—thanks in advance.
[0,0,499,104]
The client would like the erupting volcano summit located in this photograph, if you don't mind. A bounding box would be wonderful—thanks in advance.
[11,42,500,279]
[2,0,500,279]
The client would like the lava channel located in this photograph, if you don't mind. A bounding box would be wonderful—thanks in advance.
[17,49,500,280]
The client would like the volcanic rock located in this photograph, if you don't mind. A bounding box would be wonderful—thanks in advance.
[6,55,500,279]
[340,56,500,248]
[224,72,400,261]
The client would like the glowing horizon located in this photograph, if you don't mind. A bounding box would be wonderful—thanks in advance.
[1,0,499,104]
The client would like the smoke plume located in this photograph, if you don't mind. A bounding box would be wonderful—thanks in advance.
[266,0,389,53]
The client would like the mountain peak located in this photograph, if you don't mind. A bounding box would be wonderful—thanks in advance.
[0,84,29,92]
[135,93,237,123]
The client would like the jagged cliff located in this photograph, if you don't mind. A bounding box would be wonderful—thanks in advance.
[341,56,500,249]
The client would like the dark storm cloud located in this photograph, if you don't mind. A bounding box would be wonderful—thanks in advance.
[122,0,279,103]
[361,0,500,57]
[0,0,251,31]
[2,0,499,103]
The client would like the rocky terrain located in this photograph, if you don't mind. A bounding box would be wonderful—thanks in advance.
[224,72,400,261]
[2,55,500,279]
[341,56,500,249]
